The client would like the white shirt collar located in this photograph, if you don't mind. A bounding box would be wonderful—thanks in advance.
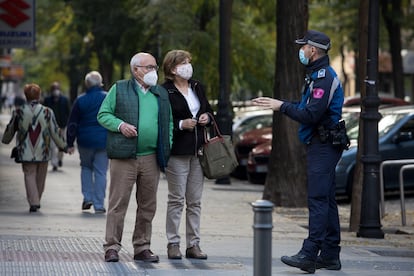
[135,79,149,94]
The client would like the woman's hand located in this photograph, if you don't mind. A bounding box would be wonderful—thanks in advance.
[182,118,198,130]
[67,147,75,155]
[198,113,210,126]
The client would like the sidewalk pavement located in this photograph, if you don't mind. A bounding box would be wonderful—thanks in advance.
[1,112,414,275]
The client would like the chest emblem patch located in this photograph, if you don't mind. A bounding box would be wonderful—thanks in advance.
[313,88,325,99]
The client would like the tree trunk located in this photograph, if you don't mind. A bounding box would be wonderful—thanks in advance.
[349,0,369,232]
[97,50,114,91]
[263,0,308,207]
[381,0,404,99]
[67,43,84,103]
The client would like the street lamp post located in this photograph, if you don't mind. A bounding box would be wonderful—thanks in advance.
[215,0,233,185]
[357,0,384,239]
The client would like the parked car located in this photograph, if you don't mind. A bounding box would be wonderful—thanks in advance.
[232,109,273,133]
[232,112,273,145]
[230,109,273,179]
[343,94,409,108]
[232,127,272,179]
[336,105,414,198]
[247,140,272,184]
[246,106,414,200]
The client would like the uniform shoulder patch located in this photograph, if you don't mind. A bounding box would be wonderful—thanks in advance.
[317,69,326,78]
[313,88,325,99]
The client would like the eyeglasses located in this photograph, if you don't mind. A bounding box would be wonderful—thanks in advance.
[135,65,159,71]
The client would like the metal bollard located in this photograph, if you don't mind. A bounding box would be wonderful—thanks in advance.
[251,199,274,276]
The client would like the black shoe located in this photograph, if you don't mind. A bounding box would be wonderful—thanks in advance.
[52,166,58,171]
[134,249,159,263]
[95,208,106,214]
[82,201,93,210]
[281,253,316,274]
[58,160,62,167]
[315,256,341,270]
[29,205,38,212]
[104,249,119,262]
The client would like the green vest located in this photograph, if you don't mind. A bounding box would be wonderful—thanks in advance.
[106,79,171,170]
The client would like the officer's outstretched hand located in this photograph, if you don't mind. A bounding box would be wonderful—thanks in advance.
[251,97,284,111]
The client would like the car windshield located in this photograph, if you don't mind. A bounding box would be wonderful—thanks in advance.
[344,111,407,140]
[233,114,273,136]
[343,112,361,140]
[378,113,406,136]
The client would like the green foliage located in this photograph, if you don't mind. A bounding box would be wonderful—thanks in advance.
[309,0,359,56]
[13,0,70,94]
[9,0,414,100]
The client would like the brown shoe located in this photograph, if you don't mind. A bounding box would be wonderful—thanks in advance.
[104,249,119,262]
[186,245,207,259]
[167,243,182,259]
[134,249,159,263]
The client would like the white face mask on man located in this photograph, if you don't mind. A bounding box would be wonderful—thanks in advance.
[176,63,193,80]
[143,70,158,86]
[52,89,61,97]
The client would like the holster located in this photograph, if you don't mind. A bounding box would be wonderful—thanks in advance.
[317,120,350,150]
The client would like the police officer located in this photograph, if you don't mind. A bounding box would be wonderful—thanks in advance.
[252,30,344,273]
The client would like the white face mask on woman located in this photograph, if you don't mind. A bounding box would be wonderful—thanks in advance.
[143,70,158,86]
[176,63,193,80]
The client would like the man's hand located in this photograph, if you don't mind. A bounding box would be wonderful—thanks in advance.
[251,97,283,111]
[120,122,138,138]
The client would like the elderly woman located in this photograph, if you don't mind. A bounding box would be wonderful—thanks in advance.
[2,83,67,212]
[161,49,213,260]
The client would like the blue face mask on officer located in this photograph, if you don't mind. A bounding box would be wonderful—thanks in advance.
[299,49,309,65]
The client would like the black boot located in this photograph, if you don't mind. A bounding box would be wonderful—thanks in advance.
[315,256,341,270]
[281,253,316,274]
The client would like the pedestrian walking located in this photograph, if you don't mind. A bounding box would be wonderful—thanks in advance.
[252,30,346,273]
[98,52,173,263]
[2,83,68,212]
[43,81,71,171]
[161,49,213,260]
[66,71,108,214]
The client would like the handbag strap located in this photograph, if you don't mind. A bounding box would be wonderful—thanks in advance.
[203,112,223,143]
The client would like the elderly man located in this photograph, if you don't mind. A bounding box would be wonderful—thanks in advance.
[98,52,173,263]
[66,71,108,214]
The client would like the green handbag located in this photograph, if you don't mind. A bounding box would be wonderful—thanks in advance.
[198,114,238,179]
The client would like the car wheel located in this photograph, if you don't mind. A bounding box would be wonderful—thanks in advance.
[247,172,266,184]
[231,165,248,180]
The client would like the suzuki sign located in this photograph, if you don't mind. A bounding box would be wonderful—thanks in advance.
[0,0,35,49]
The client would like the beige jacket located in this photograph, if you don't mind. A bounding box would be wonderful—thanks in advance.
[2,103,67,162]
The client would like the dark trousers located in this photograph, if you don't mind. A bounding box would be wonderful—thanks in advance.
[301,140,343,260]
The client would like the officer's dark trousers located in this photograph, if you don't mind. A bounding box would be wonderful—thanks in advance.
[301,140,343,260]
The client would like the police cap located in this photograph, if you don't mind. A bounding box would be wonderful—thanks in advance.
[295,30,331,51]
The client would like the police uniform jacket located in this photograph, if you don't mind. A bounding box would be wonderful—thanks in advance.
[280,55,344,144]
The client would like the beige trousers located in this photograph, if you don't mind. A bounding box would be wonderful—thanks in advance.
[22,162,48,206]
[165,155,204,248]
[103,154,160,255]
